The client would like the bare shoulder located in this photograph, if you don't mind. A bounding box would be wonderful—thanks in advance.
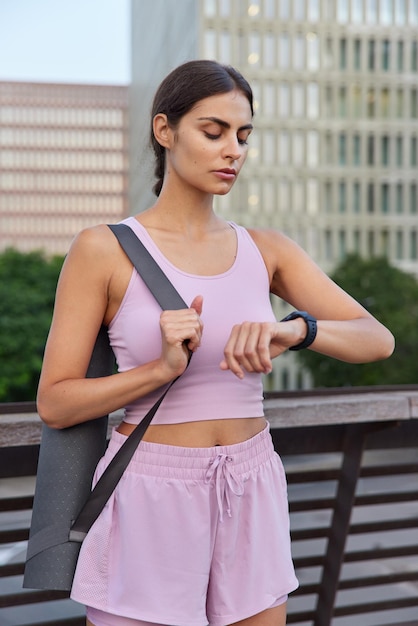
[246,227,308,275]
[67,223,119,262]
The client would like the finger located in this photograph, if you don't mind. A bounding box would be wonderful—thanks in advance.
[221,324,246,379]
[190,294,203,316]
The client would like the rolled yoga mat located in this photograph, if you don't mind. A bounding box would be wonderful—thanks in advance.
[23,325,115,591]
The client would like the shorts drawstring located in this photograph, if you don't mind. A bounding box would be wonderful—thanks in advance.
[204,454,245,522]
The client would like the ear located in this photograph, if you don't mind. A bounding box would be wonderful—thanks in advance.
[153,113,173,149]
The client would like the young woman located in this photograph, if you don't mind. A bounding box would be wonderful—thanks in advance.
[37,60,394,626]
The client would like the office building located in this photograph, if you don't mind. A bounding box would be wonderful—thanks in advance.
[131,0,418,389]
[0,81,129,255]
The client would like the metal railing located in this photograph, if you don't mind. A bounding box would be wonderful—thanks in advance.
[1,387,418,626]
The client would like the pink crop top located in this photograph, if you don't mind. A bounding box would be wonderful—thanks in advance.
[108,217,276,425]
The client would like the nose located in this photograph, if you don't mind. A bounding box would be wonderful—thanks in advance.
[223,135,243,161]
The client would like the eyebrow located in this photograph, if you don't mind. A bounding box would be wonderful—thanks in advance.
[197,116,253,132]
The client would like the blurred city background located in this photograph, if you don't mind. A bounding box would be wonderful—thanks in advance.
[1,0,418,397]
[0,2,418,625]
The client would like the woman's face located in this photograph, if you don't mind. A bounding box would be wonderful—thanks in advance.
[161,89,253,196]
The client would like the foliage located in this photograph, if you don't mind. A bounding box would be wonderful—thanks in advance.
[0,248,64,402]
[297,254,418,387]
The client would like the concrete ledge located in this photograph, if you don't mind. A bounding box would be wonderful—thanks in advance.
[1,390,418,448]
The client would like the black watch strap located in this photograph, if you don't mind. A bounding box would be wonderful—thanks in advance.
[280,310,317,351]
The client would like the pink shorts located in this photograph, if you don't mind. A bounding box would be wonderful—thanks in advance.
[71,425,298,626]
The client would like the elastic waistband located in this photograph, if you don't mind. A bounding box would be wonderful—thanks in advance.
[106,424,274,480]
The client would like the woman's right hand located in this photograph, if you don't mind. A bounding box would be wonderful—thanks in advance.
[158,295,204,378]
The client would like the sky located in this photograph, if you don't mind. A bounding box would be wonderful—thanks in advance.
[0,0,131,84]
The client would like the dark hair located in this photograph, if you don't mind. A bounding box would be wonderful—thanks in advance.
[150,59,254,196]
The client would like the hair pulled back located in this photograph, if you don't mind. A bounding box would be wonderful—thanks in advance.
[150,59,253,196]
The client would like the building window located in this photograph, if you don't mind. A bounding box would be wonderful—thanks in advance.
[325,133,333,164]
[411,0,418,24]
[325,85,334,117]
[339,181,347,212]
[352,0,363,22]
[366,0,378,23]
[337,0,348,22]
[307,33,319,71]
[307,131,319,167]
[397,40,404,71]
[307,0,319,21]
[411,40,418,71]
[396,183,404,212]
[278,83,290,117]
[354,38,362,70]
[382,135,390,166]
[324,37,334,69]
[396,230,404,259]
[293,34,305,70]
[411,88,418,118]
[307,82,319,118]
[395,0,406,24]
[381,88,390,117]
[293,83,304,117]
[382,183,390,213]
[411,231,417,260]
[353,133,361,165]
[367,182,375,212]
[325,229,333,260]
[396,135,403,165]
[339,133,347,165]
[382,39,391,70]
[397,88,404,116]
[368,231,375,255]
[368,39,376,70]
[324,181,333,213]
[367,88,376,117]
[339,38,347,69]
[411,137,417,166]
[338,230,347,259]
[279,33,290,69]
[339,86,347,117]
[411,183,417,213]
[293,0,305,20]
[367,135,375,165]
[353,84,362,117]
[353,229,361,253]
[278,131,290,165]
[293,131,304,166]
[353,181,361,212]
[380,0,393,23]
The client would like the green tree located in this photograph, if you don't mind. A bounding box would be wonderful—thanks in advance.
[0,248,64,402]
[297,254,418,387]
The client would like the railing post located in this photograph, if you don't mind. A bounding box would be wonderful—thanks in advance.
[313,423,369,626]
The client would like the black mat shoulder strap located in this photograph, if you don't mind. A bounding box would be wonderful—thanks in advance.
[69,222,191,542]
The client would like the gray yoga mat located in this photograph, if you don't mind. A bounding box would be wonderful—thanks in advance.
[23,325,115,591]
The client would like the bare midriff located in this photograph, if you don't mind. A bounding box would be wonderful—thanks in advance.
[116,416,267,447]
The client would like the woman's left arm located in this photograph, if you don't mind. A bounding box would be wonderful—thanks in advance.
[221,229,394,379]
[255,228,395,363]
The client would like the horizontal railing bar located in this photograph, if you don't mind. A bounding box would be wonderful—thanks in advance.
[291,516,418,541]
[338,570,418,590]
[0,589,69,608]
[354,491,418,506]
[360,464,418,477]
[333,595,418,617]
[0,528,29,544]
[348,517,418,534]
[289,497,335,512]
[344,545,418,562]
[0,495,34,511]
[0,562,24,577]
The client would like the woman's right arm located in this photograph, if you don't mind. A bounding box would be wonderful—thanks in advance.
[37,225,202,429]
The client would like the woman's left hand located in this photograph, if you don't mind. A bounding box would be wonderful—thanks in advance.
[220,319,306,379]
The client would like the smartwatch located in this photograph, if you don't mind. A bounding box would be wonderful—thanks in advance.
[280,310,318,351]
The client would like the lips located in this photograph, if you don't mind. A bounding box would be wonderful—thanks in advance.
[213,168,237,180]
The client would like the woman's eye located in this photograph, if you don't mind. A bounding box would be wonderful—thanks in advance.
[238,137,249,146]
[204,132,221,140]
